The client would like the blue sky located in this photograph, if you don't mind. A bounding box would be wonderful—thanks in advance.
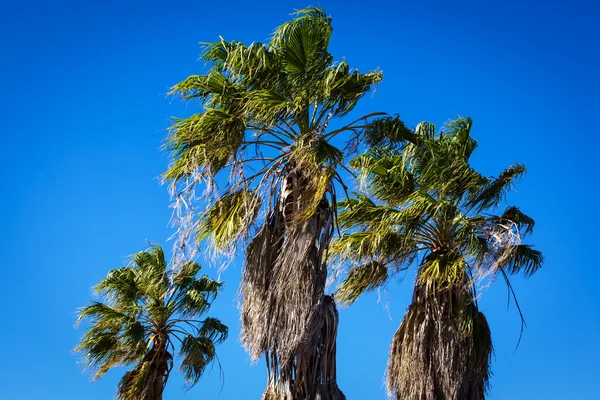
[1,0,598,398]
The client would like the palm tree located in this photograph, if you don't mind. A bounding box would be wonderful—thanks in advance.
[164,7,386,399]
[330,117,543,399]
[75,245,227,400]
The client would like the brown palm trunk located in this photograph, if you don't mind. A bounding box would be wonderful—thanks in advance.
[146,337,172,400]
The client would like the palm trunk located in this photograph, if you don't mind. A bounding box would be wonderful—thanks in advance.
[387,268,492,400]
[119,337,172,400]
[146,337,172,400]
[242,169,344,400]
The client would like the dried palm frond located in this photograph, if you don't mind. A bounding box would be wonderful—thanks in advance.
[262,296,345,400]
[387,282,491,400]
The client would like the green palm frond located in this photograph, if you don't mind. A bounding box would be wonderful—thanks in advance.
[94,267,139,307]
[467,164,526,211]
[337,193,433,235]
[348,148,415,204]
[169,71,236,101]
[325,61,383,116]
[364,116,417,147]
[199,317,229,344]
[495,206,536,235]
[414,121,436,140]
[330,230,417,267]
[172,261,202,289]
[197,189,261,251]
[77,302,132,325]
[179,335,216,387]
[76,325,123,379]
[179,276,222,318]
[336,261,388,305]
[164,109,246,183]
[442,116,477,158]
[498,244,543,277]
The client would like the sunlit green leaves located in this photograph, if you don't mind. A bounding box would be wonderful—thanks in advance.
[165,7,384,241]
[164,109,246,183]
[332,116,543,303]
[198,189,261,251]
[336,262,388,305]
[75,245,227,397]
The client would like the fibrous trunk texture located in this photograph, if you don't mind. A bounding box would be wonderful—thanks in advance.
[387,280,492,400]
[242,170,344,400]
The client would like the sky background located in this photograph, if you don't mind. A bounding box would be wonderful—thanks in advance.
[1,0,598,399]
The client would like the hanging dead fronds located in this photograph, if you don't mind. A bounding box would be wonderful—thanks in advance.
[241,165,344,399]
[387,282,492,400]
[260,296,345,400]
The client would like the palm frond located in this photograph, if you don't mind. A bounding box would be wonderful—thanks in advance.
[163,109,246,183]
[197,189,261,251]
[179,276,222,318]
[330,229,417,268]
[335,261,388,305]
[498,244,543,277]
[364,116,417,147]
[172,261,202,289]
[496,206,536,235]
[179,335,216,387]
[468,164,526,211]
[94,267,139,307]
[199,317,229,344]
[348,148,416,204]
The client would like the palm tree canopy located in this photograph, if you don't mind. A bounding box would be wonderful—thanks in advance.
[164,6,386,256]
[75,245,227,399]
[331,116,543,305]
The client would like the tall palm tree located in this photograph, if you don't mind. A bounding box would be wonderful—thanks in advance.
[330,117,543,399]
[164,7,386,399]
[75,245,227,400]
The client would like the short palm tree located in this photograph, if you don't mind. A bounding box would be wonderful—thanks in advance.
[330,117,543,399]
[75,245,227,400]
[164,7,388,399]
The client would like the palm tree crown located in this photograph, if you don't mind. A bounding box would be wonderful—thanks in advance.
[164,6,384,254]
[164,7,390,399]
[331,117,543,399]
[75,245,227,400]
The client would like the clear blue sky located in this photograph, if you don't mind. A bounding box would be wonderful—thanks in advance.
[1,0,598,399]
